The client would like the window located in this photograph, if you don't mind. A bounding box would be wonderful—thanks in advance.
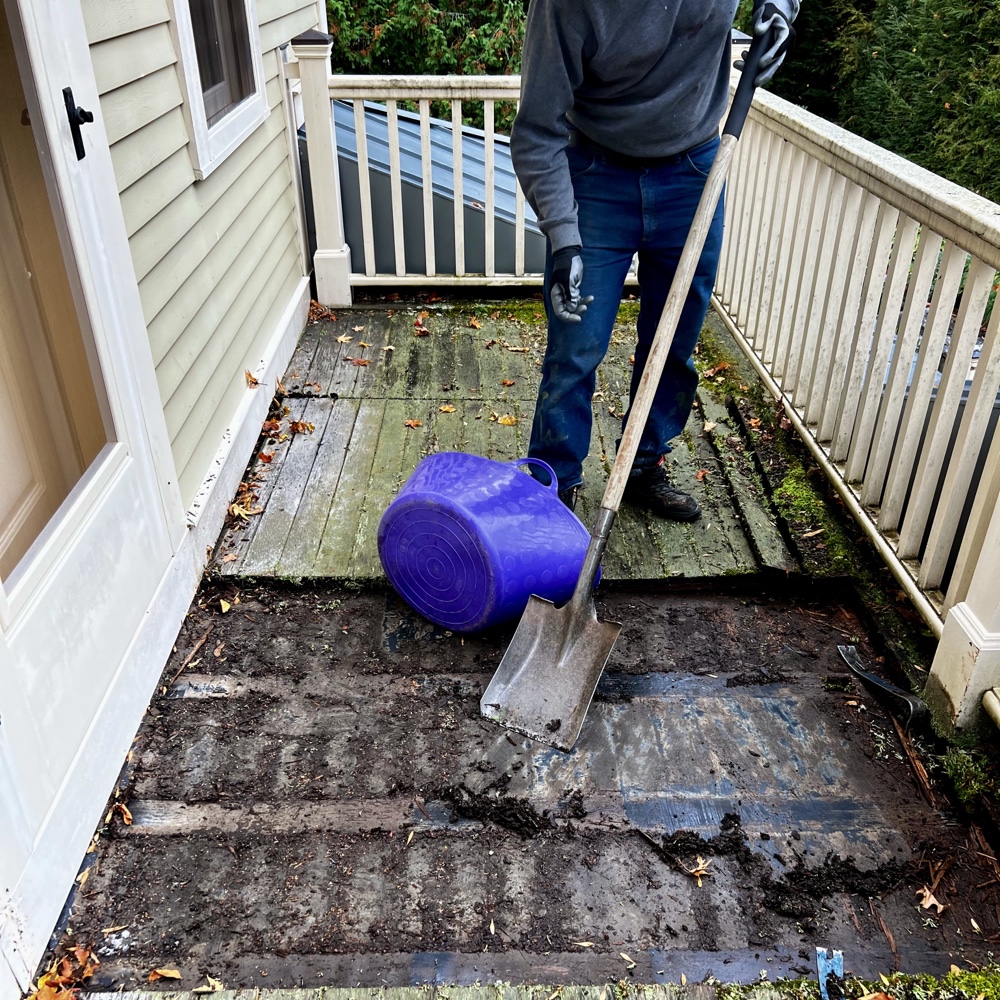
[172,0,269,178]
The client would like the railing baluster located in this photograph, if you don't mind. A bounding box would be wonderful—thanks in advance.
[747,130,787,355]
[879,240,967,533]
[386,100,406,276]
[353,99,376,277]
[861,229,942,507]
[817,188,881,445]
[419,99,436,277]
[845,214,921,484]
[514,99,525,277]
[830,200,900,462]
[772,153,819,385]
[734,120,772,329]
[484,100,495,277]
[898,258,995,561]
[793,168,845,410]
[921,288,1000,590]
[451,99,465,277]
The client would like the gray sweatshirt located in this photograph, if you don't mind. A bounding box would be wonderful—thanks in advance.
[511,0,739,252]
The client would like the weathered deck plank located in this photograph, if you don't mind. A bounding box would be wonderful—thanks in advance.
[213,307,767,583]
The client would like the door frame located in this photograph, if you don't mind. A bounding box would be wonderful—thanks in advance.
[1,0,186,985]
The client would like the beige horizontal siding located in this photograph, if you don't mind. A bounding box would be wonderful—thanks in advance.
[102,65,184,146]
[82,0,169,45]
[173,239,301,500]
[131,77,285,286]
[152,154,294,394]
[89,0,317,507]
[109,105,189,192]
[91,22,176,95]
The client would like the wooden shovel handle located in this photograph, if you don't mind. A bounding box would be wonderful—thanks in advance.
[600,132,738,512]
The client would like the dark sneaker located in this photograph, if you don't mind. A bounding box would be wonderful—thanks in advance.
[623,464,701,521]
[558,485,579,511]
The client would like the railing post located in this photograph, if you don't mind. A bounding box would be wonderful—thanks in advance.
[927,480,1000,734]
[290,30,352,307]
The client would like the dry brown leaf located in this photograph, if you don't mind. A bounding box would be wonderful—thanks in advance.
[404,419,422,429]
[76,868,90,887]
[572,941,594,948]
[352,325,365,332]
[917,885,947,914]
[258,451,273,464]
[802,528,825,538]
[219,599,231,614]
[359,341,371,348]
[414,326,430,337]
[703,421,718,433]
[245,370,260,388]
[682,854,713,887]
[288,420,315,435]
[469,317,483,329]
[695,469,710,481]
[439,404,457,413]
[336,334,353,344]
[703,362,731,378]
[497,414,517,426]
[220,553,238,563]
[149,968,182,982]
[971,917,982,933]
[193,977,225,993]
[620,952,636,968]
[501,379,515,387]
[346,357,371,366]
[489,919,495,935]
[114,802,133,826]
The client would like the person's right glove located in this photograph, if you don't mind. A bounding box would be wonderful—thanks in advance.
[549,245,594,324]
[738,0,799,87]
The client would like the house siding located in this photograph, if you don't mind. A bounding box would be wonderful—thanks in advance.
[83,0,318,506]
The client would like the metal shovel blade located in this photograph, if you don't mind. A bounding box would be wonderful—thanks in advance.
[480,593,622,751]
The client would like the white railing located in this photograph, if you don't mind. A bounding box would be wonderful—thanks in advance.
[713,80,1000,729]
[289,34,1000,730]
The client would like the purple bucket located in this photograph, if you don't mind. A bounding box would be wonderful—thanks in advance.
[378,452,596,633]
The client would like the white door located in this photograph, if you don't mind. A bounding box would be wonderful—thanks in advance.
[0,0,183,985]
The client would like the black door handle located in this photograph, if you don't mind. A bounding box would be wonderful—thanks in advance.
[63,87,94,160]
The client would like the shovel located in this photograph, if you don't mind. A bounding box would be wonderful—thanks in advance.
[480,30,774,751]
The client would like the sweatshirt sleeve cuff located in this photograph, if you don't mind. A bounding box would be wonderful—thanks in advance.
[546,220,583,254]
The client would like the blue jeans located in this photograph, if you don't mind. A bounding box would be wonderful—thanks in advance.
[528,136,725,492]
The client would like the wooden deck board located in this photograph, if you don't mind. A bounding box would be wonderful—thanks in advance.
[213,308,768,583]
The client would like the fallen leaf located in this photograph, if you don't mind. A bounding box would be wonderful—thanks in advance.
[336,334,353,344]
[406,831,414,845]
[620,952,636,968]
[193,977,225,993]
[352,325,365,333]
[404,419,422,429]
[346,357,371,366]
[681,855,713,887]
[439,404,457,413]
[749,417,762,429]
[501,379,515,387]
[704,362,731,378]
[703,421,718,432]
[219,599,231,614]
[489,919,495,935]
[971,917,982,933]
[213,643,225,658]
[695,469,710,481]
[506,345,529,354]
[359,341,371,348]
[258,452,273,464]
[221,553,238,563]
[304,381,322,392]
[418,310,429,320]
[76,868,90,888]
[101,925,128,935]
[262,418,281,436]
[114,803,133,826]
[245,370,260,388]
[469,317,483,329]
[573,941,594,948]
[917,885,947,914]
[288,420,315,434]
[149,968,182,982]
[497,414,517,426]
[681,974,687,986]
[414,326,430,337]
[381,345,395,352]
[802,528,824,538]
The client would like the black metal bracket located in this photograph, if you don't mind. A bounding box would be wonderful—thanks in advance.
[63,87,94,160]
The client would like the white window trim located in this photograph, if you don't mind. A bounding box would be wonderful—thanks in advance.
[169,0,270,180]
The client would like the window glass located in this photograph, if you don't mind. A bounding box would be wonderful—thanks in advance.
[190,0,254,126]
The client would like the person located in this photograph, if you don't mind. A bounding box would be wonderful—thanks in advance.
[511,0,797,520]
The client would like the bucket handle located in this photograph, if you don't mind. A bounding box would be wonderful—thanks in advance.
[510,457,559,492]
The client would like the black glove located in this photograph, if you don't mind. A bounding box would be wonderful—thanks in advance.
[549,245,594,324]
[735,0,798,87]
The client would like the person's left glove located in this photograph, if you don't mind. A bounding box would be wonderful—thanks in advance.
[744,0,798,87]
[549,245,594,324]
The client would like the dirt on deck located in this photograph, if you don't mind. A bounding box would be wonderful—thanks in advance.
[60,582,1000,991]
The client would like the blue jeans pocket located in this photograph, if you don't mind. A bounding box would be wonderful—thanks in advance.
[684,137,720,179]
[567,144,599,179]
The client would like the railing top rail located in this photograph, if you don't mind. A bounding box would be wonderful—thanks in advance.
[328,74,522,101]
[745,84,1000,269]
